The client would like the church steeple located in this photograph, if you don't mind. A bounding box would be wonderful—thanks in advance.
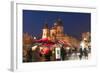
[54,18,63,26]
[54,18,64,37]
[43,23,49,29]
[42,23,50,39]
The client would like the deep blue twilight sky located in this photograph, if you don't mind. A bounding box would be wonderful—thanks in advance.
[23,10,91,39]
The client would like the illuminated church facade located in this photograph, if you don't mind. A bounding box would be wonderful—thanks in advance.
[42,18,80,48]
[42,19,64,41]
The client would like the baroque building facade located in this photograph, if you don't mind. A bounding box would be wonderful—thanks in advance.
[42,19,80,48]
[42,19,64,41]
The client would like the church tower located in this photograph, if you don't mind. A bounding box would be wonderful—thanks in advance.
[42,23,50,39]
[54,18,64,37]
[50,26,57,41]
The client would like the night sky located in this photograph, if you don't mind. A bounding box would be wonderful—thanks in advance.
[23,10,91,39]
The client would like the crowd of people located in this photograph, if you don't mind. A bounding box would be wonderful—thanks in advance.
[23,41,91,62]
